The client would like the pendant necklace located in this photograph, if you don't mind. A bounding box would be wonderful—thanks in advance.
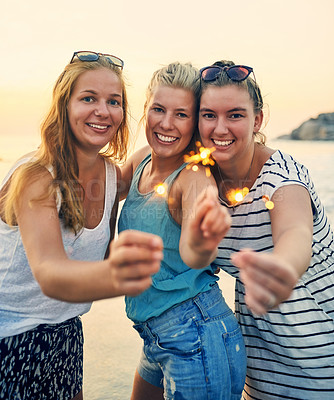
[216,146,255,207]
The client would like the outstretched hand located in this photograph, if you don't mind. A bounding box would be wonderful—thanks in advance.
[190,185,231,250]
[180,185,231,270]
[107,230,163,297]
[231,249,299,315]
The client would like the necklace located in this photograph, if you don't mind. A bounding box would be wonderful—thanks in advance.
[216,146,255,205]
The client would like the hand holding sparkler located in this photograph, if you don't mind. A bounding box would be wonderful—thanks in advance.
[180,185,231,269]
[108,230,163,297]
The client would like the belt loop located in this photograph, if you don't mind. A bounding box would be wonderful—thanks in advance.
[193,296,210,321]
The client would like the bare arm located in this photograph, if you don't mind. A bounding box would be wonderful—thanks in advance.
[179,168,231,269]
[232,184,313,314]
[16,171,163,302]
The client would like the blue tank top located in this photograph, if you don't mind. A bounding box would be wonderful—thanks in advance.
[118,154,218,323]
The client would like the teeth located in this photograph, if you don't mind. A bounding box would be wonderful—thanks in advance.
[212,139,233,146]
[156,133,178,143]
[88,123,108,130]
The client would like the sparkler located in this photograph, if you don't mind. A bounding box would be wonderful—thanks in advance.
[153,182,176,206]
[154,182,168,196]
[184,142,252,205]
[184,141,216,177]
[182,142,274,209]
[226,187,250,205]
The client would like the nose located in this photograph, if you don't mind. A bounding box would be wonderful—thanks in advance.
[214,117,229,135]
[160,112,174,130]
[94,101,109,117]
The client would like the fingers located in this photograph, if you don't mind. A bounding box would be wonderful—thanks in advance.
[233,250,298,285]
[194,186,231,239]
[111,241,162,266]
[239,269,278,315]
[115,277,153,297]
[192,187,216,227]
[244,294,268,316]
[232,250,299,314]
[108,230,163,297]
[201,205,231,238]
[115,229,163,250]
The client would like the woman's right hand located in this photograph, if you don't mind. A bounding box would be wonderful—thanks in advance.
[231,249,299,315]
[107,230,163,297]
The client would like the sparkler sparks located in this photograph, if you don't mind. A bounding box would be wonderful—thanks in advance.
[226,187,250,205]
[183,142,273,209]
[154,182,167,196]
[184,141,216,177]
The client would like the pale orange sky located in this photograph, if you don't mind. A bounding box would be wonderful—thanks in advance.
[1,0,334,151]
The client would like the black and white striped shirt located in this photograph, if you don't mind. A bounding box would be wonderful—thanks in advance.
[215,150,334,400]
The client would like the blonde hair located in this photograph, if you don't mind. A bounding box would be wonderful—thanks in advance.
[201,60,266,144]
[2,55,130,233]
[144,62,200,114]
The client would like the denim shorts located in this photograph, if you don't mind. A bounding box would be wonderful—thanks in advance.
[133,283,247,400]
[0,316,83,400]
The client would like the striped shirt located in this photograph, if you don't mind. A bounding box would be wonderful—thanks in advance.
[214,150,334,400]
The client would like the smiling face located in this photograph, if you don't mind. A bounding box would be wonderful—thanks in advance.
[199,85,263,168]
[145,85,196,161]
[67,68,123,154]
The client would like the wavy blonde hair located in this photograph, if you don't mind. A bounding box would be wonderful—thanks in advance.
[2,55,130,233]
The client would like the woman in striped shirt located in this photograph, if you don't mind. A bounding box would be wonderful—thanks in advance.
[198,60,334,399]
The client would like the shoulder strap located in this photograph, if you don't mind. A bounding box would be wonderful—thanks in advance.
[129,153,151,191]
[0,156,34,190]
[164,162,188,186]
[104,160,117,212]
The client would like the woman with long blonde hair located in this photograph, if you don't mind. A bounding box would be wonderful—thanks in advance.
[0,51,162,400]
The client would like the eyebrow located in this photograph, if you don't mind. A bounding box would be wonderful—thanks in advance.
[199,107,247,112]
[152,102,190,111]
[228,107,247,112]
[199,107,213,112]
[80,89,122,98]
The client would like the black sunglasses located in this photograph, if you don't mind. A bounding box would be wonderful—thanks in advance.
[70,51,124,70]
[200,65,254,82]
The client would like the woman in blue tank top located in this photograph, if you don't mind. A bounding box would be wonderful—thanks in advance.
[119,62,246,400]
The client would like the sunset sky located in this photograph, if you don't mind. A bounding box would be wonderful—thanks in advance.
[1,0,333,151]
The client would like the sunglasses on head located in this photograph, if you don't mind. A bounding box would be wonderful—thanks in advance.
[200,65,254,82]
[70,51,124,70]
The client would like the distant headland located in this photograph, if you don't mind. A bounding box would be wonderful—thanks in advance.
[278,112,334,140]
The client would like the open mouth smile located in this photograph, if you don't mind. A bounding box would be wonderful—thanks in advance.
[155,133,179,143]
[212,139,234,147]
[87,123,110,131]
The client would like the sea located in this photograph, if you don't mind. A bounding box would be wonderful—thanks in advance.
[0,136,334,400]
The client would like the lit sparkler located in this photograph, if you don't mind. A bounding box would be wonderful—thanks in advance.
[226,187,250,205]
[184,141,216,177]
[154,182,167,196]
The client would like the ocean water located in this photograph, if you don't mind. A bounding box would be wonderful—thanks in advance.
[0,137,333,399]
